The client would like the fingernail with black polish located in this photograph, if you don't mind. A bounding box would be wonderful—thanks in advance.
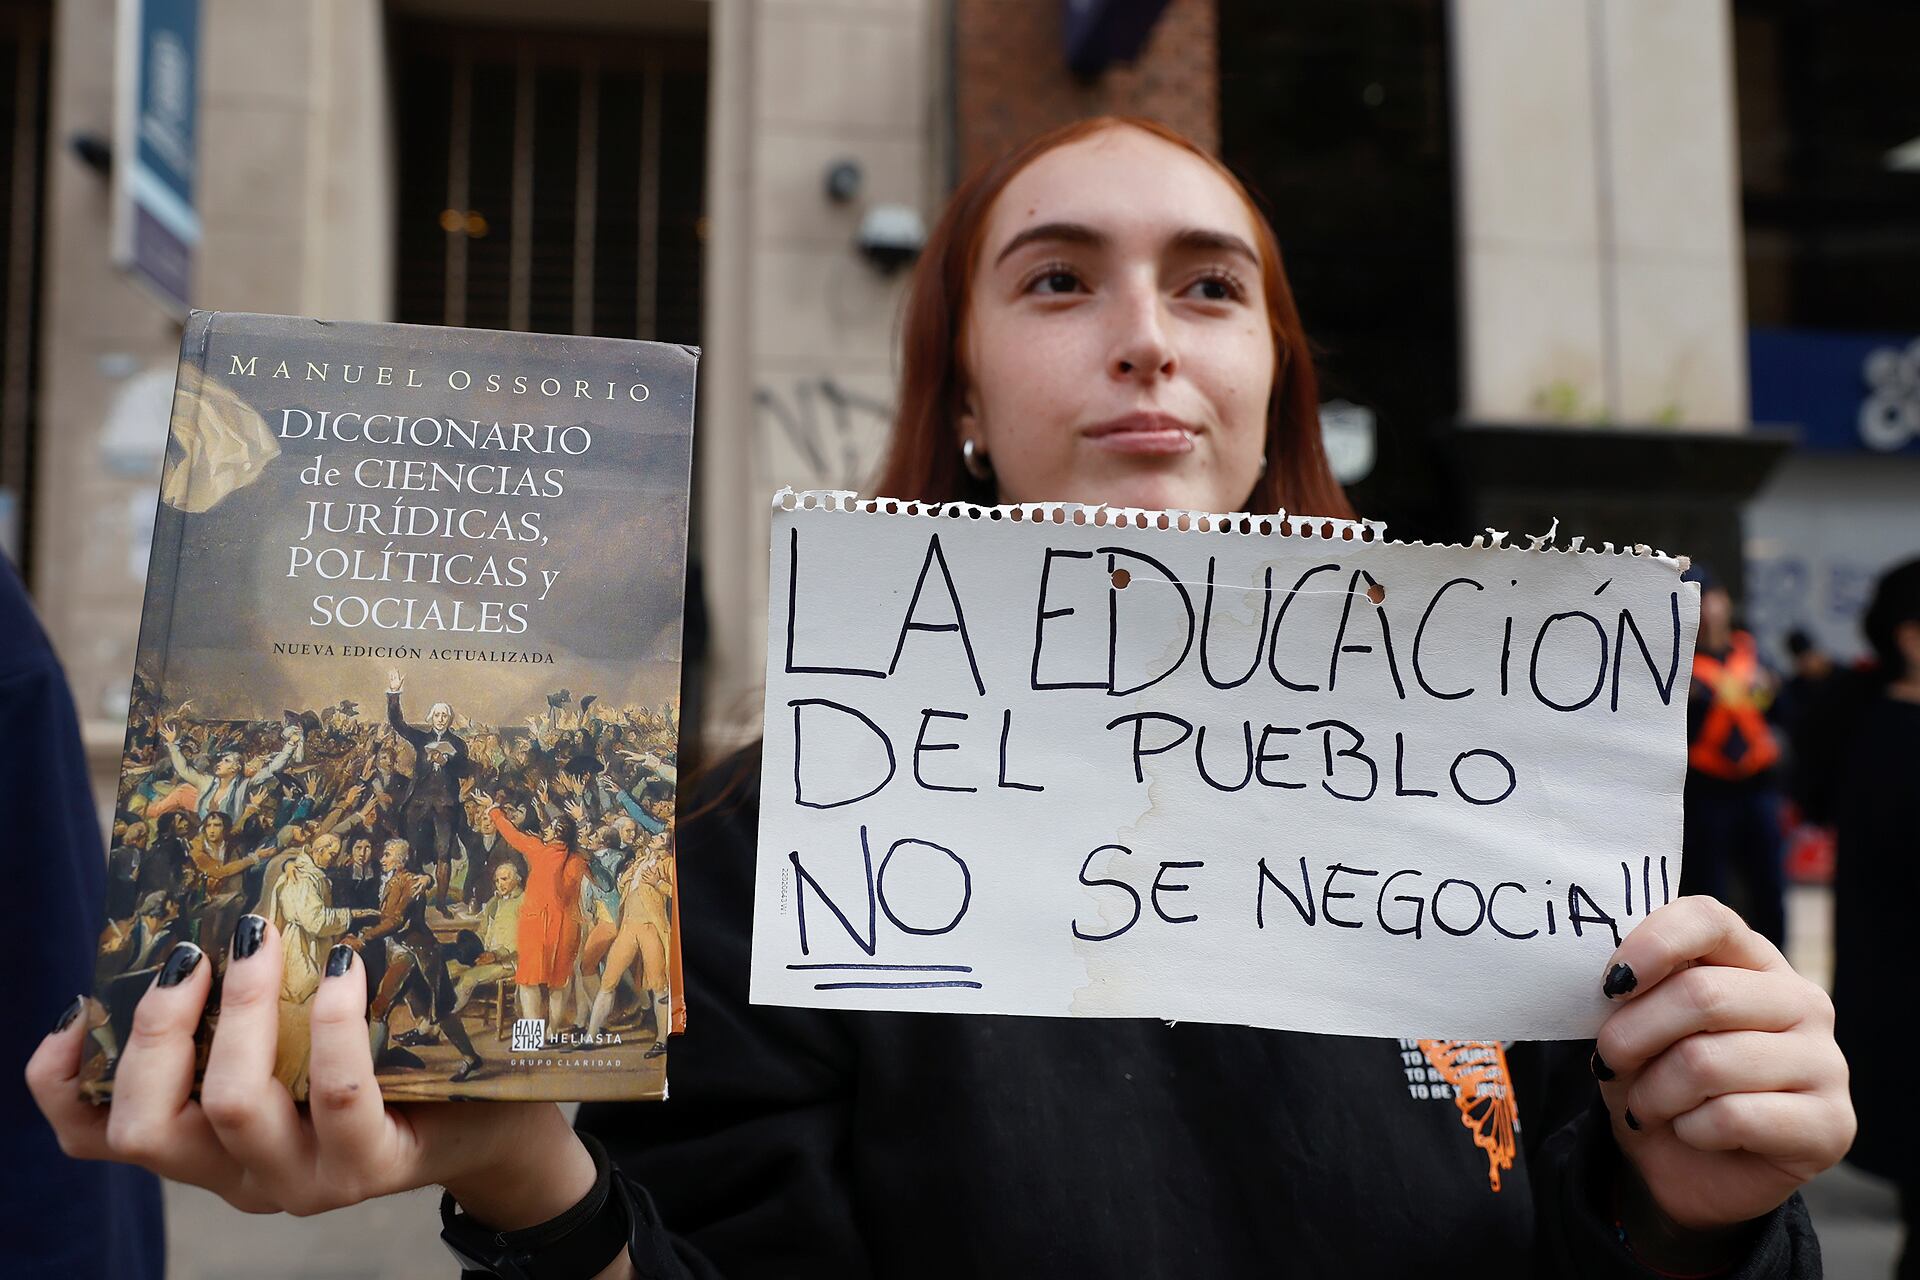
[1603,963,1638,999]
[233,914,268,961]
[1590,1051,1615,1082]
[325,944,354,978]
[1624,1109,1642,1132]
[157,943,203,988]
[53,995,85,1034]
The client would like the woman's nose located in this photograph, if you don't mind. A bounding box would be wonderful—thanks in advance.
[1110,284,1176,382]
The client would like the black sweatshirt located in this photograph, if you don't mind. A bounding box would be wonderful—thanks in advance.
[1,558,165,1278]
[579,752,1820,1278]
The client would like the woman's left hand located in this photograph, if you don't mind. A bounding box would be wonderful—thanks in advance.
[1594,896,1855,1233]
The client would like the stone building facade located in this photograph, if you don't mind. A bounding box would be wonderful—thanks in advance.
[17,0,1783,806]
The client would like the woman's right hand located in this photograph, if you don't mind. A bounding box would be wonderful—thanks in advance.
[24,918,596,1228]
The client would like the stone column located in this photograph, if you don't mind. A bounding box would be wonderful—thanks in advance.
[1451,0,1747,428]
[1446,0,1779,592]
[699,0,944,744]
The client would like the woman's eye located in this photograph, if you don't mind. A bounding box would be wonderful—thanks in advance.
[1026,267,1083,295]
[1185,273,1243,303]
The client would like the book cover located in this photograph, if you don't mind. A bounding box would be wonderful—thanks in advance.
[82,312,695,1103]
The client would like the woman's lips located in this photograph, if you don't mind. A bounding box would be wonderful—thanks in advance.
[1082,413,1198,456]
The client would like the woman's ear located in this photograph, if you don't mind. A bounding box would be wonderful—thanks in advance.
[955,393,981,450]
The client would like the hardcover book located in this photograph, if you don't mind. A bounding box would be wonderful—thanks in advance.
[81,312,696,1103]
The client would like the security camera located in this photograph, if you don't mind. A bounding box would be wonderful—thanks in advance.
[856,203,927,275]
[824,159,863,203]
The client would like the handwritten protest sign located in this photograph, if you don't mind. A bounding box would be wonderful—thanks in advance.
[751,490,1699,1039]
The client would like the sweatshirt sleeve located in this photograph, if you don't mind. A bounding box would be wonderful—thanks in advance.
[0,559,167,1280]
[1512,1041,1822,1279]
[575,750,871,1278]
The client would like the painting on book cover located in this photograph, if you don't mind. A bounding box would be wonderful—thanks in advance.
[80,313,695,1103]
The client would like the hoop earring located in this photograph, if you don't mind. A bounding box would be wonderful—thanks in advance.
[962,438,993,482]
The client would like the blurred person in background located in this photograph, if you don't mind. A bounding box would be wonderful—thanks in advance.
[1773,628,1833,739]
[1679,565,1787,945]
[1771,627,1835,820]
[0,556,164,1278]
[1801,557,1920,1279]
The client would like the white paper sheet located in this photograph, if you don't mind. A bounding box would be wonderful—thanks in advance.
[751,490,1699,1040]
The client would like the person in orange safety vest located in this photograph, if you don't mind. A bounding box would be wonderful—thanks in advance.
[1689,630,1781,779]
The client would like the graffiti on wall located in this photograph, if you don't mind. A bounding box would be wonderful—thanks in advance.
[755,377,895,491]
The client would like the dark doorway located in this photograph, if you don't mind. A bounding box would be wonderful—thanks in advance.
[390,16,712,762]
[1736,0,1920,334]
[391,20,707,345]
[1217,0,1456,538]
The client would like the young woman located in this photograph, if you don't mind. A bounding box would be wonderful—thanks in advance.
[27,118,1850,1278]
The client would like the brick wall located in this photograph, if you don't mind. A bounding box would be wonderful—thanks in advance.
[953,0,1218,180]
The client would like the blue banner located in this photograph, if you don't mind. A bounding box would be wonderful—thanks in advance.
[1749,327,1920,456]
[1062,0,1173,77]
[114,0,198,314]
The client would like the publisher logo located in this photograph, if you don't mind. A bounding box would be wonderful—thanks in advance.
[511,1018,546,1052]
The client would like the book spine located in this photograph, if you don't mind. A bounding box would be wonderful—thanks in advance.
[667,348,697,1037]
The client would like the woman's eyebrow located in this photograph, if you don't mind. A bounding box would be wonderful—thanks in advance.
[991,221,1259,268]
[992,221,1105,266]
[1169,227,1259,266]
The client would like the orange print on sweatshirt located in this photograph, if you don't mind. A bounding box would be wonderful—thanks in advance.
[1418,1040,1518,1192]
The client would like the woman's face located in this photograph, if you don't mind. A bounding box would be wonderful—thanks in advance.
[962,126,1274,512]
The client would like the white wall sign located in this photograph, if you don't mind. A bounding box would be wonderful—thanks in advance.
[1860,337,1920,451]
[753,491,1699,1040]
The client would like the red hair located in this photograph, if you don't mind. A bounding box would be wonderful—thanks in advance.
[870,115,1354,520]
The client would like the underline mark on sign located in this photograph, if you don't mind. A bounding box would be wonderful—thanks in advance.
[786,962,983,991]
[814,990,990,997]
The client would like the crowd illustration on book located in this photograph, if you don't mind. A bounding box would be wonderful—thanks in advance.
[85,667,681,1098]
